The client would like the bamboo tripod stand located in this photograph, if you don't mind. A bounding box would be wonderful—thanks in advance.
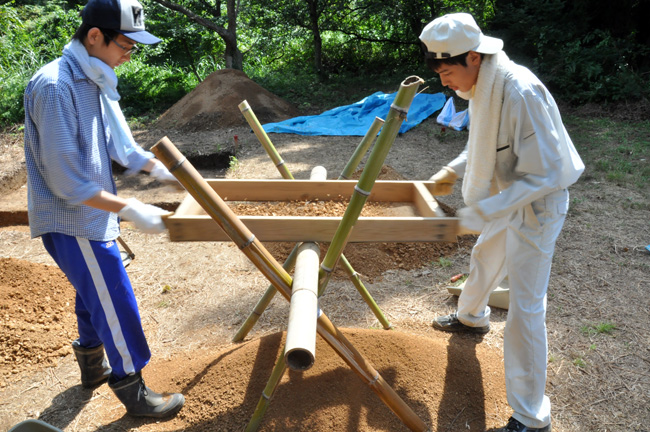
[232,99,391,343]
[152,76,430,432]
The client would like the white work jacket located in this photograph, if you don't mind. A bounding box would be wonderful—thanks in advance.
[448,64,584,220]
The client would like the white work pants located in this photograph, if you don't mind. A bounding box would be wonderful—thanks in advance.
[457,188,569,428]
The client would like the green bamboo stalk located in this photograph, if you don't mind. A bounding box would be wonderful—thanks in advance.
[239,100,294,180]
[232,243,300,342]
[335,117,391,329]
[318,76,425,296]
[339,116,384,180]
[152,135,428,432]
[338,254,392,329]
[245,353,288,432]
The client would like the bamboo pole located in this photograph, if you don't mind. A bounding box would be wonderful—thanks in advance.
[318,76,425,296]
[237,103,391,331]
[232,244,299,342]
[239,100,294,180]
[334,118,392,329]
[339,116,385,179]
[152,136,428,432]
[245,351,288,432]
[284,242,320,371]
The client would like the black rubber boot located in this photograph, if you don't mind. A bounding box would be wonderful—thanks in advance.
[71,339,112,388]
[108,372,185,418]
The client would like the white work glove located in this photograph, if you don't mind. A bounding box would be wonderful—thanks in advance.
[118,198,169,234]
[457,206,487,235]
[428,166,458,196]
[149,160,178,183]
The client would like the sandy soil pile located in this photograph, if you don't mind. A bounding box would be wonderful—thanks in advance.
[0,253,509,432]
[0,258,77,388]
[155,69,299,132]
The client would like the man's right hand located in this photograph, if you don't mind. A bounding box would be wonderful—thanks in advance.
[118,198,169,234]
[428,166,458,195]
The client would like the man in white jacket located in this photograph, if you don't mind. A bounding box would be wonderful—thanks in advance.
[420,13,584,432]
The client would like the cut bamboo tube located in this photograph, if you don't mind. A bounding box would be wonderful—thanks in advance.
[284,242,320,371]
[310,165,328,180]
[239,100,294,180]
[318,76,425,296]
[151,136,428,432]
[248,170,325,426]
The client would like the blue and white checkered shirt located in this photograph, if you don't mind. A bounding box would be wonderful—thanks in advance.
[24,51,153,241]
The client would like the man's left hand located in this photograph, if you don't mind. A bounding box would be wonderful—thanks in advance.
[457,206,487,234]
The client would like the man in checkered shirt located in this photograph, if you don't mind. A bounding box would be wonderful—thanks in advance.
[23,0,184,418]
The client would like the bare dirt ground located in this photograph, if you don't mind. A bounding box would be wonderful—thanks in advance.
[1,73,649,432]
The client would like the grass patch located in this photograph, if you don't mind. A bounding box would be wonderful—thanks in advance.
[433,257,453,268]
[581,321,617,336]
[564,116,650,192]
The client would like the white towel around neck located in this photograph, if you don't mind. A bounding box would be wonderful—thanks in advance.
[63,40,137,166]
[462,51,513,206]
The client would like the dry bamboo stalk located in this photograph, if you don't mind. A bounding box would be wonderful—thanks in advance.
[152,137,428,432]
[284,242,320,371]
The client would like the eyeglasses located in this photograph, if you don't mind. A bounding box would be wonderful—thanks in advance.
[107,36,139,55]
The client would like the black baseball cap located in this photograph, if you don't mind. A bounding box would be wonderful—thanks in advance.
[81,0,161,45]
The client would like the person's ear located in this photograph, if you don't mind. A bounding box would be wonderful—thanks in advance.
[467,51,482,66]
[86,27,103,47]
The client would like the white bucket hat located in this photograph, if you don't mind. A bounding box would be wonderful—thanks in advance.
[419,13,503,59]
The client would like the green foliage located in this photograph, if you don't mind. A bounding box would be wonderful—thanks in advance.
[228,155,240,171]
[581,321,617,337]
[0,1,201,126]
[492,0,650,104]
[0,2,82,126]
[572,356,587,368]
[546,29,649,103]
[252,65,433,116]
[116,56,198,117]
[2,0,649,129]
[433,257,453,268]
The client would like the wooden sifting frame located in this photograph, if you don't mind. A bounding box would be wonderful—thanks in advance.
[164,179,459,243]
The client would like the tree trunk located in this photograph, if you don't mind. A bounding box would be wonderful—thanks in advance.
[151,0,243,71]
[307,0,324,76]
[225,0,243,70]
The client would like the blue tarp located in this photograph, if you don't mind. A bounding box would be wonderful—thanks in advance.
[262,91,447,136]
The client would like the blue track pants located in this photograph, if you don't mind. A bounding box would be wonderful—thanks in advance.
[42,233,150,379]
